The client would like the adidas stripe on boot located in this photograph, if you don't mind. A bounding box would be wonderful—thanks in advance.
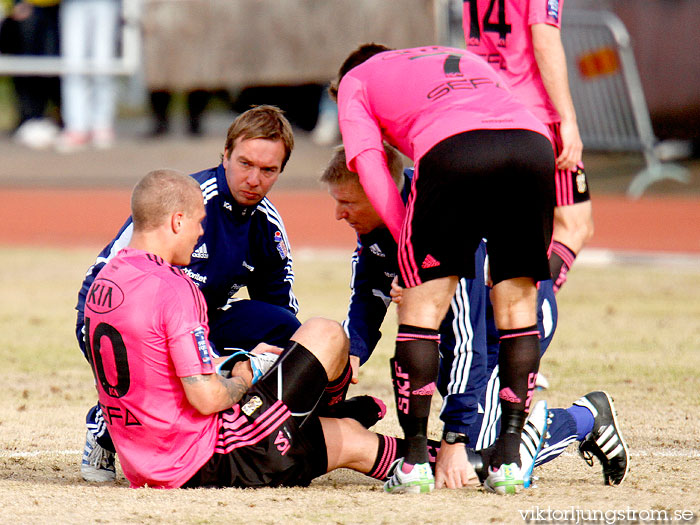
[574,391,630,485]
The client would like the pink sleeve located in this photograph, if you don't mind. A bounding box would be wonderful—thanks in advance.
[337,74,405,242]
[163,282,215,377]
[352,150,405,243]
[529,0,563,28]
[337,75,385,167]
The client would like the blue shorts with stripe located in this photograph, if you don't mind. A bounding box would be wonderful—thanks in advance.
[438,278,558,449]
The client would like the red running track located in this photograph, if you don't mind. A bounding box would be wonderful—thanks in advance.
[0,188,698,254]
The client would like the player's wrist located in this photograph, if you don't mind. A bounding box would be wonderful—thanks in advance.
[230,360,254,386]
[442,430,469,445]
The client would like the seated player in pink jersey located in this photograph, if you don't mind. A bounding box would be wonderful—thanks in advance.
[331,43,557,495]
[82,168,462,489]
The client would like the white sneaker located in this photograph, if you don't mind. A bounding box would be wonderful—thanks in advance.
[81,430,116,482]
[55,131,89,154]
[92,128,115,150]
[520,400,548,488]
[383,458,434,494]
[484,462,523,495]
[13,118,59,150]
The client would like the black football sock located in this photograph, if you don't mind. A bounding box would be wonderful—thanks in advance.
[549,241,576,292]
[367,435,486,481]
[367,434,401,480]
[491,325,541,468]
[318,358,352,408]
[391,324,440,466]
[318,395,386,429]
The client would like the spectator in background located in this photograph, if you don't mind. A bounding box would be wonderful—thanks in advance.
[232,84,324,134]
[1,0,61,149]
[146,89,235,138]
[311,84,340,146]
[143,84,329,140]
[55,0,120,152]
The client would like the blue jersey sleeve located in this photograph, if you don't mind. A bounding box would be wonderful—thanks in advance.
[536,279,558,353]
[75,217,134,342]
[345,170,412,365]
[344,231,397,365]
[246,199,299,314]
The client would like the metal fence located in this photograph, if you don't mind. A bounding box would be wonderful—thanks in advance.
[434,1,688,197]
[561,9,688,197]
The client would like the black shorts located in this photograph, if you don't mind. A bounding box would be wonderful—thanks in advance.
[548,122,591,206]
[182,344,328,489]
[399,129,555,287]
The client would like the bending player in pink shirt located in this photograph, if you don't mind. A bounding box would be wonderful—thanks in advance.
[463,0,594,292]
[331,44,556,495]
[83,168,444,489]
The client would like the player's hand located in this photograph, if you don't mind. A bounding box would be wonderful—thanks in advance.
[230,360,254,386]
[250,342,283,356]
[435,442,480,489]
[390,276,403,304]
[556,119,583,171]
[350,355,360,384]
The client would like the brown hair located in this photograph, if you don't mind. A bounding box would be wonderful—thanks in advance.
[320,142,403,187]
[328,43,392,100]
[223,105,294,169]
[131,169,202,231]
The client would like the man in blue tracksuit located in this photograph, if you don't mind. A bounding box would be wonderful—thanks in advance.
[321,144,629,490]
[77,106,302,482]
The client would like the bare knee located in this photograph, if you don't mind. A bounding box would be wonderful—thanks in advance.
[553,202,595,251]
[291,317,348,379]
[491,278,538,329]
[399,277,458,329]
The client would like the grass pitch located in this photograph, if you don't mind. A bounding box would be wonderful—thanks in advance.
[1,246,699,524]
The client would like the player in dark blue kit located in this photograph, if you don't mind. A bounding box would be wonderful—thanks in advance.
[76,106,353,482]
[321,144,629,491]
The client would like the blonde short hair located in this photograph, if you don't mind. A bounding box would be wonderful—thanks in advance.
[131,169,202,231]
[320,143,403,188]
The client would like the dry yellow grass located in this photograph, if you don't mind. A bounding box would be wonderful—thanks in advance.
[1,246,699,524]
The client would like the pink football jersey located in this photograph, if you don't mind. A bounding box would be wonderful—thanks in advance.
[337,46,549,239]
[338,46,548,167]
[84,247,217,488]
[463,0,564,123]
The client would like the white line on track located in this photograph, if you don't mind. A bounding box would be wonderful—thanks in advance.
[577,248,700,268]
[0,450,81,459]
[559,449,700,458]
